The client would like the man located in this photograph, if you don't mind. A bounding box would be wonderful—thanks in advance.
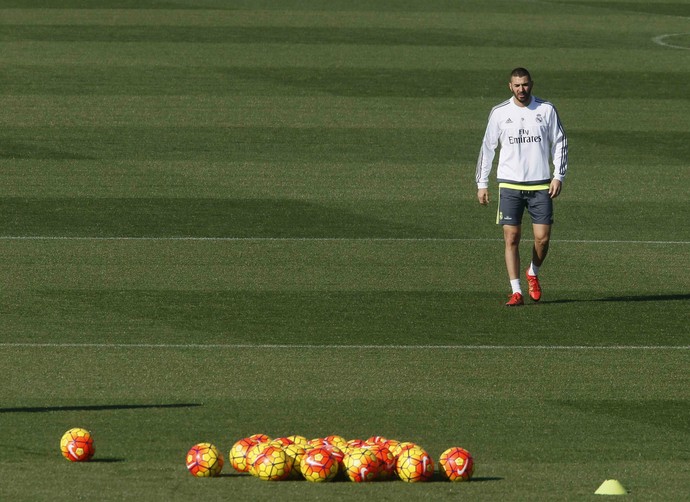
[476,68,568,306]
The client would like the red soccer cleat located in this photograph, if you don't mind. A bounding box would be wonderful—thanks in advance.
[505,292,524,306]
[525,270,542,302]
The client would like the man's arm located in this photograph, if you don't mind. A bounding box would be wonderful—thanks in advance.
[550,106,568,182]
[476,112,500,200]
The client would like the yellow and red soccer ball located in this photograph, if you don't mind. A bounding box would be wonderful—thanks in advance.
[368,444,397,480]
[390,441,417,458]
[248,433,271,443]
[229,437,257,473]
[396,445,434,482]
[270,437,294,448]
[438,446,474,482]
[60,428,95,462]
[252,445,291,481]
[230,434,274,474]
[324,434,348,451]
[307,437,328,450]
[246,441,272,476]
[323,444,345,476]
[343,447,380,482]
[186,442,224,477]
[283,443,307,479]
[383,438,400,456]
[365,435,388,446]
[346,438,367,450]
[300,447,339,482]
[286,435,308,447]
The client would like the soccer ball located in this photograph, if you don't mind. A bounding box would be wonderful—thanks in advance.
[366,435,388,446]
[286,435,309,446]
[307,437,328,449]
[389,441,417,458]
[324,434,348,451]
[438,447,474,482]
[343,448,380,482]
[396,446,434,482]
[323,445,345,469]
[346,438,367,451]
[270,437,294,448]
[229,437,258,473]
[368,444,397,480]
[60,428,94,462]
[249,433,271,443]
[382,438,400,455]
[246,442,272,476]
[186,443,223,477]
[300,447,339,482]
[319,444,346,479]
[252,445,291,481]
[283,443,307,479]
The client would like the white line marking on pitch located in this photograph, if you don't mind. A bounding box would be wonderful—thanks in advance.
[0,236,688,245]
[1,343,688,350]
[652,33,690,50]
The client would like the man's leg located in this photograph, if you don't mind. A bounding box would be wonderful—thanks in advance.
[526,223,551,302]
[503,224,524,305]
[499,188,526,305]
[526,189,553,273]
[531,223,551,268]
[503,224,522,284]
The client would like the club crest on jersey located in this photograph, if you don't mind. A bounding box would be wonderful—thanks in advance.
[536,114,543,123]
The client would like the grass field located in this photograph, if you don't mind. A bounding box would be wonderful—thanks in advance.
[1,0,689,500]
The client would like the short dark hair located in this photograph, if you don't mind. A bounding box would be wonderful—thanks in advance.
[510,67,532,81]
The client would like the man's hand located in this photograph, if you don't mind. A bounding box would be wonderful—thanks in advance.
[549,179,562,199]
[477,188,489,205]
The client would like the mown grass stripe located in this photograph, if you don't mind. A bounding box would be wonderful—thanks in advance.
[2,66,689,98]
[0,236,687,244]
[2,343,689,350]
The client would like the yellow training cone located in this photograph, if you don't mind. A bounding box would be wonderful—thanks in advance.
[595,479,628,495]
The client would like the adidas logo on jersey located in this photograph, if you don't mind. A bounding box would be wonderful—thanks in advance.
[505,118,513,124]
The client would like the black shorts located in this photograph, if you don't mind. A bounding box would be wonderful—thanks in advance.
[498,186,553,226]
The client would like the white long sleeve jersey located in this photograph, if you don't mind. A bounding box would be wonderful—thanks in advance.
[476,96,568,189]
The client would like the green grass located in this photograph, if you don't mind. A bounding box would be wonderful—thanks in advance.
[0,0,689,500]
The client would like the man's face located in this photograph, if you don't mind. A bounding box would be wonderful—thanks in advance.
[509,76,532,106]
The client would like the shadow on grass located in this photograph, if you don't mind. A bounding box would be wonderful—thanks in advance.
[0,403,201,414]
[544,293,690,304]
[257,475,503,483]
[426,474,502,483]
[0,197,448,239]
[557,399,690,434]
[90,458,126,463]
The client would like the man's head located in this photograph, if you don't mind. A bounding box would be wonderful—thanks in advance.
[508,67,533,106]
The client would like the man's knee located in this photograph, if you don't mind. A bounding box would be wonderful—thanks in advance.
[535,233,550,248]
[533,224,551,248]
[503,225,521,247]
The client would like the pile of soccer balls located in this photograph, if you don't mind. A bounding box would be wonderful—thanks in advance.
[59,428,474,483]
[186,434,474,482]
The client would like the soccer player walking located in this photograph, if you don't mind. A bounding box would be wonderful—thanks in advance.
[476,68,568,306]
